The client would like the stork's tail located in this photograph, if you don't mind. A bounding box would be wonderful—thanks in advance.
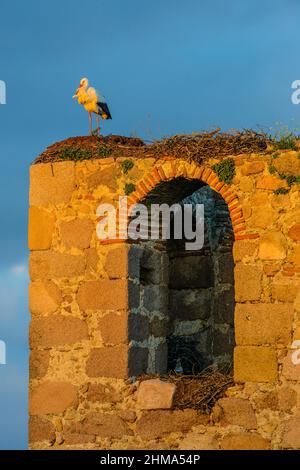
[98,101,112,119]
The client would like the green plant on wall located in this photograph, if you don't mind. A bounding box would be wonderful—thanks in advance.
[96,137,112,157]
[98,145,112,157]
[56,142,113,161]
[124,183,136,195]
[269,154,300,194]
[121,159,134,174]
[273,187,289,195]
[273,133,298,150]
[268,124,299,150]
[212,158,236,184]
[58,146,93,161]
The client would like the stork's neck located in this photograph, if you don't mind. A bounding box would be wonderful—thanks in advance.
[78,87,88,97]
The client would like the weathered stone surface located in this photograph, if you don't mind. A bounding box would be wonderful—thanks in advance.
[136,410,208,439]
[179,433,218,450]
[143,285,168,312]
[278,387,297,411]
[87,383,121,403]
[234,264,262,302]
[63,432,96,444]
[250,205,277,229]
[29,281,62,315]
[217,253,234,284]
[239,176,254,192]
[30,161,75,206]
[128,281,140,309]
[29,416,55,443]
[132,441,170,450]
[128,314,149,342]
[259,231,287,260]
[29,251,85,280]
[149,317,169,337]
[256,175,288,191]
[233,240,257,262]
[248,191,278,229]
[169,256,214,289]
[271,192,291,209]
[104,245,129,279]
[104,245,140,279]
[295,290,300,312]
[77,280,128,311]
[263,262,281,276]
[60,218,94,249]
[242,201,252,220]
[213,327,235,356]
[214,287,235,325]
[235,303,293,346]
[271,283,299,302]
[85,247,99,271]
[140,248,168,284]
[118,410,137,423]
[282,415,300,449]
[29,350,50,379]
[288,246,300,265]
[241,161,265,176]
[30,315,88,348]
[86,345,128,379]
[250,192,270,206]
[254,391,278,411]
[68,412,132,438]
[154,342,168,375]
[169,289,211,321]
[273,152,300,177]
[282,351,300,381]
[220,432,270,450]
[217,398,257,429]
[242,201,252,223]
[128,346,149,377]
[99,312,128,345]
[28,207,56,250]
[29,381,77,415]
[288,224,300,241]
[137,379,176,410]
[211,402,228,425]
[234,346,277,382]
[87,165,121,190]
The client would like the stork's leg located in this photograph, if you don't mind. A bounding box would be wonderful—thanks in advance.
[88,112,92,135]
[96,115,100,136]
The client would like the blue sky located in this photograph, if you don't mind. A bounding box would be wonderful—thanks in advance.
[0,0,300,449]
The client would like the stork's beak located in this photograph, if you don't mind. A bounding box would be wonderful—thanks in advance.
[72,88,79,99]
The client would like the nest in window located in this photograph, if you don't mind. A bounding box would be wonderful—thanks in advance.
[168,366,234,413]
[140,366,234,414]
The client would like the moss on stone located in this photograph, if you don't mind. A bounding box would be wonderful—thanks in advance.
[212,158,236,184]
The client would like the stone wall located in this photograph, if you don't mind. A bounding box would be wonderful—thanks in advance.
[28,150,300,449]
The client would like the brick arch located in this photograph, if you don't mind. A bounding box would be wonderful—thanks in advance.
[125,160,258,241]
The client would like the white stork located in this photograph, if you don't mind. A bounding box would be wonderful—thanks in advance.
[73,77,112,135]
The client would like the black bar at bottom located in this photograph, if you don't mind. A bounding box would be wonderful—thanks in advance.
[0,450,299,466]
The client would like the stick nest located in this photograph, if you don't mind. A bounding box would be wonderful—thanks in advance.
[147,128,269,163]
[141,366,234,414]
[33,129,270,164]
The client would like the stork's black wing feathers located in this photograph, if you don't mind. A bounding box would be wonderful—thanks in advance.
[98,101,112,119]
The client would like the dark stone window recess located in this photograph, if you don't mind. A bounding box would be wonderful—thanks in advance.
[129,178,235,376]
